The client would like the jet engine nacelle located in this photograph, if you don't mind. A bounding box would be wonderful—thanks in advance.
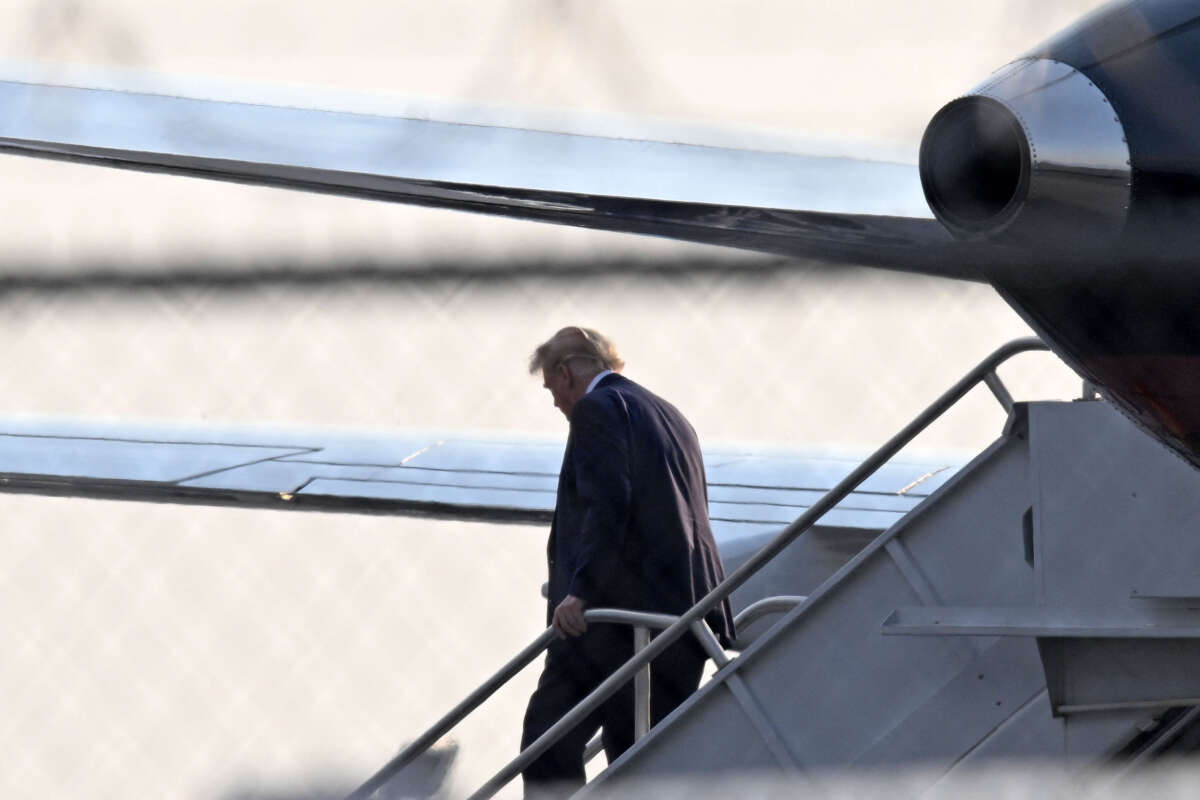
[919,0,1200,252]
[919,59,1131,245]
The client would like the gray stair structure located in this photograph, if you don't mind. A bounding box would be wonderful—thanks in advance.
[589,399,1200,789]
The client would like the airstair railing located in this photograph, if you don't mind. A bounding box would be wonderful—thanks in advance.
[464,336,1048,799]
[576,599,801,762]
[344,608,725,800]
[728,595,806,650]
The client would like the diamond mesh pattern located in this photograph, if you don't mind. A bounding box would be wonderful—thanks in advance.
[0,267,1080,798]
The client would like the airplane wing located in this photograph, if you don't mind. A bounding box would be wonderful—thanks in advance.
[0,64,994,281]
[0,418,960,545]
[0,66,966,544]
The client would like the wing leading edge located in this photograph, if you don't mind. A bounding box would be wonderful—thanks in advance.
[0,67,987,280]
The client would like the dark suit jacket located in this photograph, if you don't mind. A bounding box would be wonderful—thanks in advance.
[546,373,735,647]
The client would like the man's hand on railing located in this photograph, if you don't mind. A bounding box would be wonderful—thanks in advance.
[553,595,588,638]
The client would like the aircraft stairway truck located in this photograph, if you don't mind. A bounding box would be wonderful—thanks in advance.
[348,338,1200,799]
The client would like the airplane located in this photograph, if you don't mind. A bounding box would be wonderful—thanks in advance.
[0,1,1193,474]
[2,0,1198,795]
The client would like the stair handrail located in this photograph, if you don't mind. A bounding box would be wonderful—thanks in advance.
[466,336,1049,799]
[578,592,808,764]
[729,595,807,649]
[344,607,726,800]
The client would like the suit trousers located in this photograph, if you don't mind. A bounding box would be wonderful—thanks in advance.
[520,623,706,797]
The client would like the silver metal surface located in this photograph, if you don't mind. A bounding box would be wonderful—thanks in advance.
[920,58,1131,243]
[705,452,958,497]
[1131,583,1200,601]
[582,735,604,765]
[1026,401,1200,614]
[0,433,310,482]
[1057,700,1200,714]
[982,370,1014,413]
[633,627,652,742]
[688,621,731,669]
[708,501,911,528]
[881,605,1200,638]
[0,420,961,538]
[722,528,877,649]
[719,671,804,771]
[296,477,557,512]
[853,637,1048,767]
[730,596,807,645]
[1041,638,1200,715]
[0,69,926,216]
[352,439,564,474]
[709,485,922,514]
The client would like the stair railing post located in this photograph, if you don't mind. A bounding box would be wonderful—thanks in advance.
[633,626,652,741]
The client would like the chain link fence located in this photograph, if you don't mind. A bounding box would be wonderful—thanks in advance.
[0,265,1081,798]
[0,1,1110,796]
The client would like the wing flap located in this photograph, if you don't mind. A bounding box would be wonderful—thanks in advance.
[0,432,312,483]
[0,420,962,539]
[294,477,557,520]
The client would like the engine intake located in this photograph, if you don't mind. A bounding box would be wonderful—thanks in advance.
[919,58,1131,244]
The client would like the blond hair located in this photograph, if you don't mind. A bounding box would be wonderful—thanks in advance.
[529,326,625,376]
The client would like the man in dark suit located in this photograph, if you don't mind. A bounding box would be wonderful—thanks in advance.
[521,326,734,797]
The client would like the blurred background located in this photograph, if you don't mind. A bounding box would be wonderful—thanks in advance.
[0,1,1106,797]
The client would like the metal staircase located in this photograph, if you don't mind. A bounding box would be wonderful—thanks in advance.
[345,337,1200,798]
[594,382,1200,790]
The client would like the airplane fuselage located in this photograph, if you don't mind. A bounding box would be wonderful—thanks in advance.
[919,0,1200,465]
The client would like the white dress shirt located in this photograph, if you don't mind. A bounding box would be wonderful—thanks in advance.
[586,369,614,394]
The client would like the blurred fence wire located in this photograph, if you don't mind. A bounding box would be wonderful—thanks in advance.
[0,262,1080,799]
[0,0,1103,794]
